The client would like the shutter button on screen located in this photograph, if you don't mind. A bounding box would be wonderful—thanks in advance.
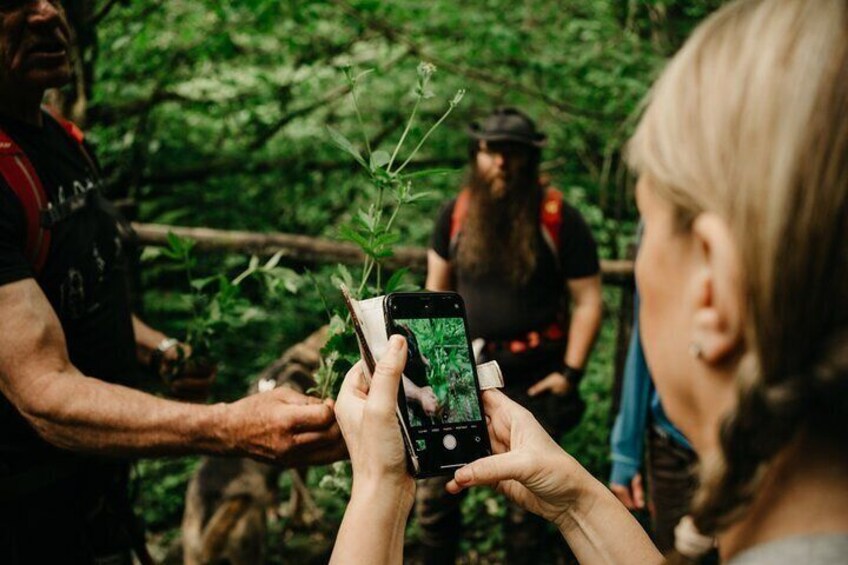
[442,434,458,450]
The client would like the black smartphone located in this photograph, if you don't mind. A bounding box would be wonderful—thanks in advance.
[384,291,492,478]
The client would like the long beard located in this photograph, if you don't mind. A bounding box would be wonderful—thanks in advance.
[455,167,540,286]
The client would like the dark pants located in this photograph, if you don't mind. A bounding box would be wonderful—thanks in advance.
[646,426,698,554]
[415,374,585,564]
[0,461,138,565]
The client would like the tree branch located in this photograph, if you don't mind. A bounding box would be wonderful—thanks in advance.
[131,222,634,285]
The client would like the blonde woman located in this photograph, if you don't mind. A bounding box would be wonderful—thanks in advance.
[330,0,848,562]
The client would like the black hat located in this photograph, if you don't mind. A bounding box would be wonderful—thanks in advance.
[467,107,547,148]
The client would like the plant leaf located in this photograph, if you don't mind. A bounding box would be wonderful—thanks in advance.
[401,167,460,179]
[384,268,409,293]
[326,125,367,168]
[369,150,391,171]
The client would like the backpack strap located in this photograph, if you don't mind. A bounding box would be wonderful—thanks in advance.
[45,106,85,145]
[540,186,564,262]
[448,188,472,253]
[0,129,52,274]
[0,110,89,276]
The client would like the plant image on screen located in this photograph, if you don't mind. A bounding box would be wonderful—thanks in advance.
[395,317,481,427]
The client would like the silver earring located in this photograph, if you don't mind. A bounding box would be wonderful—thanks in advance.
[688,342,703,359]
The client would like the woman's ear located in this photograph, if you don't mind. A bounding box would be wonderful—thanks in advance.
[690,213,745,365]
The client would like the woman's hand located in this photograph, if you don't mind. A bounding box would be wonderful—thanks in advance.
[335,335,414,503]
[446,389,590,530]
[330,335,415,565]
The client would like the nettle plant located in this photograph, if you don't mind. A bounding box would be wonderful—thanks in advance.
[313,62,465,400]
[315,63,465,494]
[161,232,303,366]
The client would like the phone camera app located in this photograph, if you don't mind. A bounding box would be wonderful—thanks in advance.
[393,317,481,428]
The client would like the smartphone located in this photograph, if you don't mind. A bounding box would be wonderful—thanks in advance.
[384,291,492,478]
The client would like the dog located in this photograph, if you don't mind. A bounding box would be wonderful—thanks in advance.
[181,326,328,565]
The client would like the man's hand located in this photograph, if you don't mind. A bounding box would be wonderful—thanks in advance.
[610,473,645,510]
[159,342,217,402]
[527,372,571,397]
[223,387,347,467]
[418,386,440,416]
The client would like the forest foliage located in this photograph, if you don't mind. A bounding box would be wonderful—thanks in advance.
[58,0,726,559]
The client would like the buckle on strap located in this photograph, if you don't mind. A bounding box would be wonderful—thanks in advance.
[486,322,566,354]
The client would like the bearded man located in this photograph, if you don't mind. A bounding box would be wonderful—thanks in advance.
[420,107,603,564]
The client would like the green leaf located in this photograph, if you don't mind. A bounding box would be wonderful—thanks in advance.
[338,224,373,252]
[405,190,436,203]
[263,251,284,270]
[326,125,367,168]
[401,167,461,179]
[369,150,391,171]
[356,209,378,232]
[384,268,409,293]
[190,276,218,291]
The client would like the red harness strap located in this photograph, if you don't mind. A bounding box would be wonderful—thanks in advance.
[0,110,87,275]
[485,321,567,355]
[0,130,52,274]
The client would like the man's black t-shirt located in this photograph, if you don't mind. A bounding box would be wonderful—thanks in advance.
[0,112,138,459]
[431,195,600,341]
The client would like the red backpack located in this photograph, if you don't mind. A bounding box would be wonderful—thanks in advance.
[0,111,87,275]
[449,180,565,268]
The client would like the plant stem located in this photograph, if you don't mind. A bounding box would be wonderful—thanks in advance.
[357,257,375,295]
[350,84,372,158]
[306,270,333,320]
[384,198,403,233]
[395,103,458,174]
[387,94,422,172]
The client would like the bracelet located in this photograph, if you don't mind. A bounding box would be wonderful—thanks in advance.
[562,364,584,386]
[150,337,179,374]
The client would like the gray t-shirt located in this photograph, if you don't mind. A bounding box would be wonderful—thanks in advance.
[726,534,848,564]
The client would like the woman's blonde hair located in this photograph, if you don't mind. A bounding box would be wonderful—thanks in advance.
[626,0,848,551]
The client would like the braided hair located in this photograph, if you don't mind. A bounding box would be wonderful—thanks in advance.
[626,0,848,560]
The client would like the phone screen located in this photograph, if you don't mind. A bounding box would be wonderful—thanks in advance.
[386,292,491,477]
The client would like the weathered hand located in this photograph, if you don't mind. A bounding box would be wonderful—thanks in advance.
[224,387,346,467]
[419,386,441,417]
[611,473,645,510]
[164,343,216,402]
[335,335,414,501]
[446,390,589,529]
[527,372,571,397]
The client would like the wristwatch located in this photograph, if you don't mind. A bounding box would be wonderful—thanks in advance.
[562,364,585,387]
[150,337,179,376]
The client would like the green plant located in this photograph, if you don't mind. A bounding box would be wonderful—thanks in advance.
[312,62,466,400]
[160,232,303,360]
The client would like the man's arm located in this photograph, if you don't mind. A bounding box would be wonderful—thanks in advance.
[609,310,651,509]
[563,274,603,370]
[0,279,345,464]
[528,274,602,398]
[425,250,453,291]
[132,314,170,369]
